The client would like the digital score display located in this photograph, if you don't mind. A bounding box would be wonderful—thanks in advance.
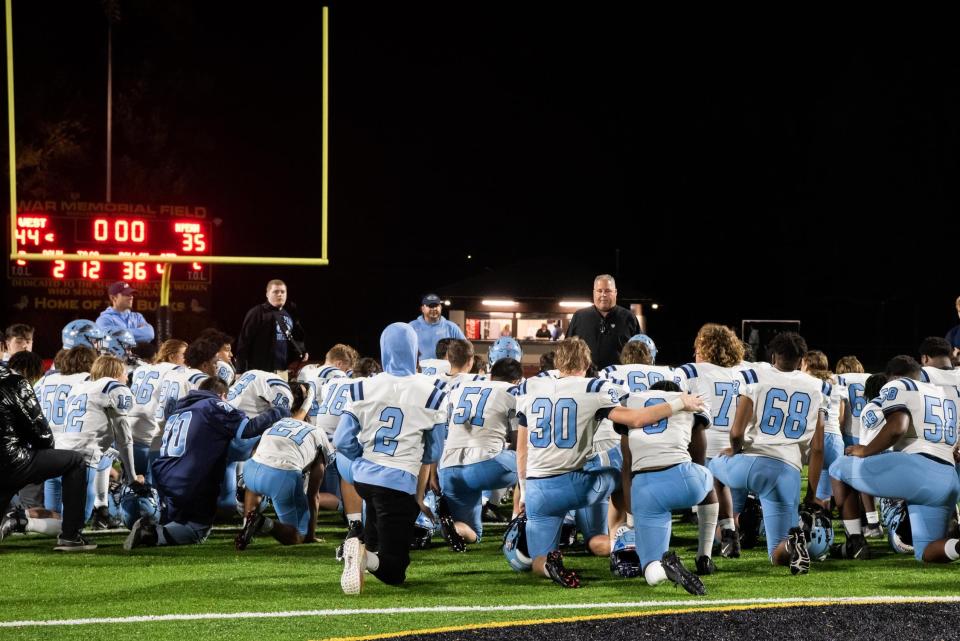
[12,213,212,282]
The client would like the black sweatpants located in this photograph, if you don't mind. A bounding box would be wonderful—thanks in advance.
[355,481,420,585]
[0,449,87,539]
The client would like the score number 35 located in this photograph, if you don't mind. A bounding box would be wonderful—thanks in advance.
[182,232,206,252]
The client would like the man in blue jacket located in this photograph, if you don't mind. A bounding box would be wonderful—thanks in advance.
[410,293,464,363]
[96,282,155,345]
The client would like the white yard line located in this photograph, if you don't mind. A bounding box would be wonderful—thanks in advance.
[2,595,959,628]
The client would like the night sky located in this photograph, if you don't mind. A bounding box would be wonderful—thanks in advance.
[2,2,958,369]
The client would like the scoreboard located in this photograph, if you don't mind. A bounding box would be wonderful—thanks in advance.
[11,211,212,283]
[7,202,215,343]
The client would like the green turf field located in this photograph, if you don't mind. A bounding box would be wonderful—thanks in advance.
[1,511,957,641]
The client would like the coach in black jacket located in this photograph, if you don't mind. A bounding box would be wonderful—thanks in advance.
[0,365,92,550]
[236,279,309,374]
[566,274,640,369]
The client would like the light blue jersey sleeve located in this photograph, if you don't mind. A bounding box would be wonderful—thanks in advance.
[334,412,363,461]
[421,424,445,464]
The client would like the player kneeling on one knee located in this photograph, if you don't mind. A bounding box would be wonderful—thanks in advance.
[438,355,523,549]
[333,323,450,594]
[828,355,960,564]
[126,377,309,549]
[707,332,828,575]
[236,386,329,549]
[620,380,714,594]
[514,338,706,588]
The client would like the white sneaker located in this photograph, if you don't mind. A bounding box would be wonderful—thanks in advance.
[340,537,366,595]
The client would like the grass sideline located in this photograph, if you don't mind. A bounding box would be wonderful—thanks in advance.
[1,511,957,641]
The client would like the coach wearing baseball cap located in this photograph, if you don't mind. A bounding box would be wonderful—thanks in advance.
[95,282,155,344]
[410,293,464,361]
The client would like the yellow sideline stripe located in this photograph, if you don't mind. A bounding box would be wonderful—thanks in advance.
[314,598,913,641]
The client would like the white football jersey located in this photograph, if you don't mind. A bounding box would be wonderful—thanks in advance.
[298,365,347,422]
[312,376,359,438]
[625,390,711,472]
[921,366,960,389]
[516,376,626,477]
[298,364,346,385]
[128,362,181,445]
[227,369,295,418]
[344,373,449,477]
[216,360,236,385]
[419,359,450,377]
[738,367,830,470]
[593,418,620,451]
[602,363,675,392]
[155,367,209,425]
[55,378,133,465]
[837,373,870,437]
[252,417,332,472]
[441,379,517,468]
[822,377,844,437]
[444,372,488,390]
[858,399,886,446]
[876,378,958,464]
[740,361,773,370]
[35,372,91,433]
[673,362,743,458]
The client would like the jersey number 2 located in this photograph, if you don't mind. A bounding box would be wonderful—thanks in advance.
[373,407,404,456]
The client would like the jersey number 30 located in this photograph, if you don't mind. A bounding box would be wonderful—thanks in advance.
[529,398,578,449]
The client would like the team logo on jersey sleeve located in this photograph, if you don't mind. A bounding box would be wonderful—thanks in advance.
[732,380,741,394]
[607,387,622,404]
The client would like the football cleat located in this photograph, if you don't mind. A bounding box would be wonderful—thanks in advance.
[0,505,27,543]
[340,537,366,595]
[661,552,706,595]
[544,550,581,588]
[863,523,884,539]
[436,495,466,553]
[720,528,741,558]
[831,533,870,560]
[695,554,716,576]
[559,512,578,549]
[235,471,246,505]
[54,533,97,552]
[123,518,159,550]
[948,505,960,539]
[336,520,364,562]
[481,502,506,523]
[786,527,810,575]
[91,505,122,530]
[235,510,266,551]
[738,493,764,549]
